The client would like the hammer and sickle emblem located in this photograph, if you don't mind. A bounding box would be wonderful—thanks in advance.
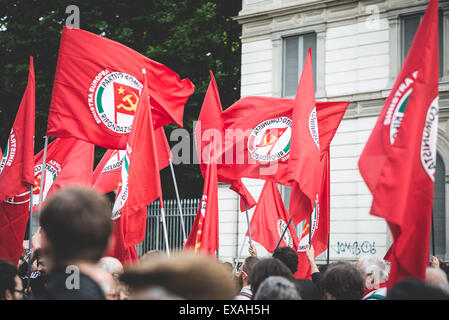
[117,92,139,112]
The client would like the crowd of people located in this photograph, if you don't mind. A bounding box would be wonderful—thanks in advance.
[1,187,449,300]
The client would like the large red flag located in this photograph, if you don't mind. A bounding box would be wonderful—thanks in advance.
[112,72,162,248]
[199,97,348,187]
[47,26,194,149]
[32,138,94,211]
[295,149,330,279]
[288,49,321,226]
[184,143,219,256]
[0,192,30,264]
[92,127,171,194]
[105,219,139,266]
[249,181,299,253]
[195,72,256,211]
[358,0,439,285]
[0,57,35,202]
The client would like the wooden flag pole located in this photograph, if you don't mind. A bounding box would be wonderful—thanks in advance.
[169,159,187,242]
[274,217,293,251]
[26,183,33,293]
[431,209,436,257]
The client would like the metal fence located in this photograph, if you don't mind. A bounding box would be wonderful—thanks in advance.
[136,198,200,257]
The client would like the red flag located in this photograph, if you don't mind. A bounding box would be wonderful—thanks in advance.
[92,127,171,194]
[288,49,321,226]
[32,138,94,211]
[112,72,162,248]
[295,150,330,279]
[195,71,256,211]
[249,181,299,253]
[200,97,348,187]
[0,57,35,202]
[358,0,439,285]
[0,193,30,264]
[105,219,138,266]
[47,26,194,149]
[184,143,219,256]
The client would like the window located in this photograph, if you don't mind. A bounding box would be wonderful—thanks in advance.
[282,33,317,97]
[401,11,444,78]
[432,153,446,257]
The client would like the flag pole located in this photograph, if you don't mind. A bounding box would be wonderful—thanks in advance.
[26,183,33,293]
[169,158,187,242]
[431,209,436,257]
[243,199,252,244]
[274,217,293,251]
[234,235,248,274]
[159,198,171,257]
[37,136,49,216]
[308,214,312,245]
[327,233,330,266]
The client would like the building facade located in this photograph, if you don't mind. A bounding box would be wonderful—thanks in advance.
[217,0,449,265]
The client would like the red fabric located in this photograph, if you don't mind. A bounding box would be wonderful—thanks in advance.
[92,127,171,194]
[184,143,219,256]
[32,138,94,211]
[195,71,256,211]
[47,26,194,149]
[114,74,162,248]
[295,150,330,279]
[358,0,439,286]
[288,49,321,226]
[199,97,348,187]
[105,219,138,267]
[249,181,299,253]
[0,57,35,202]
[0,195,30,264]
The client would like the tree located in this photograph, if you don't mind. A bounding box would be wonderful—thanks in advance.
[0,0,242,198]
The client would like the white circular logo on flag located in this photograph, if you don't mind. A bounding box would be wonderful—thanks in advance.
[89,69,143,136]
[297,195,320,252]
[277,219,293,248]
[32,160,61,208]
[421,96,439,182]
[247,117,292,162]
[0,129,17,175]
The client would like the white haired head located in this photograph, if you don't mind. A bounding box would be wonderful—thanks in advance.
[425,267,449,295]
[356,255,389,289]
[98,256,124,276]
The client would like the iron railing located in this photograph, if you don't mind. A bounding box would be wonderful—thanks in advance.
[136,198,200,257]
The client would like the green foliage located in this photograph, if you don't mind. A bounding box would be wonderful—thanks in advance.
[0,0,242,198]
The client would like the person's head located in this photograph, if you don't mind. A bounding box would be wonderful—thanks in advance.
[39,187,112,266]
[272,246,298,274]
[425,267,449,295]
[321,262,364,300]
[31,248,47,273]
[235,256,259,288]
[356,255,389,290]
[254,276,301,300]
[120,252,238,300]
[249,257,299,298]
[140,250,165,263]
[0,259,23,300]
[98,257,124,279]
[387,279,449,300]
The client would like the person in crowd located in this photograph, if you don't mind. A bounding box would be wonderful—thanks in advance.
[98,256,126,300]
[248,257,301,299]
[356,255,389,300]
[120,252,238,300]
[387,279,449,300]
[321,261,365,300]
[139,250,165,263]
[425,267,449,295]
[234,256,259,300]
[0,259,24,300]
[35,187,113,300]
[98,257,123,280]
[249,242,321,299]
[254,276,301,300]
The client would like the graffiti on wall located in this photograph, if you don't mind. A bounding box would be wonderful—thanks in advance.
[334,241,376,256]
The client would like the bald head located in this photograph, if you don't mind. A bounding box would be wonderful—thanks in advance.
[425,268,449,295]
[98,257,124,275]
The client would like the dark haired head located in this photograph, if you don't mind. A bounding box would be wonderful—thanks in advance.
[321,262,364,300]
[40,187,112,264]
[249,257,299,298]
[272,246,298,274]
[242,256,259,285]
[0,259,19,300]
